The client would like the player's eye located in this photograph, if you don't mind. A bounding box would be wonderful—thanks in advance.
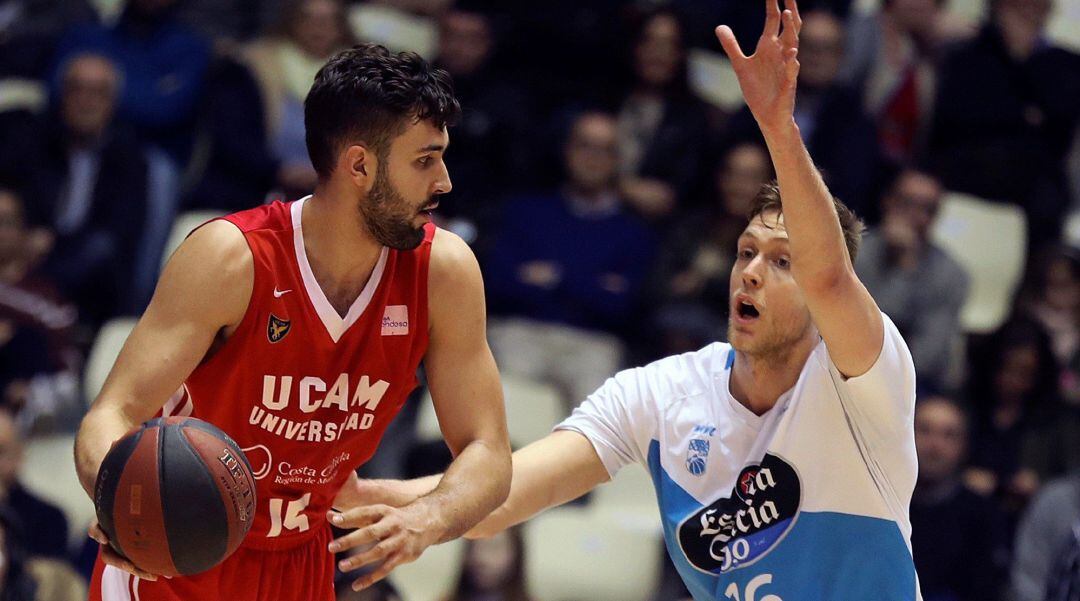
[775,257,790,269]
[417,156,432,167]
[738,248,754,260]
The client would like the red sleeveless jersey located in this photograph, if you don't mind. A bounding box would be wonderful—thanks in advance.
[166,198,432,551]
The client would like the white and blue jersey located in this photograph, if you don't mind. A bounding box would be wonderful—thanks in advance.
[558,313,921,601]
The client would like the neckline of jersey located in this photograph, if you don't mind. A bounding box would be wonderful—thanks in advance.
[290,196,389,344]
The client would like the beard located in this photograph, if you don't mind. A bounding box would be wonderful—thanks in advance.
[358,161,430,251]
[727,310,814,363]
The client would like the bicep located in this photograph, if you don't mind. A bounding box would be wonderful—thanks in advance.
[92,221,251,421]
[426,231,509,455]
[804,271,884,378]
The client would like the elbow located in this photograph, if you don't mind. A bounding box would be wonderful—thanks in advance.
[797,264,854,297]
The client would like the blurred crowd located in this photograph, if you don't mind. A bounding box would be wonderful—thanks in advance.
[0,0,1079,599]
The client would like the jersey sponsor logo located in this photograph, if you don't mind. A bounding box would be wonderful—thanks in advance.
[268,314,291,343]
[687,438,710,476]
[381,305,409,336]
[240,444,273,480]
[272,451,351,486]
[250,373,390,442]
[677,453,801,574]
[273,288,292,298]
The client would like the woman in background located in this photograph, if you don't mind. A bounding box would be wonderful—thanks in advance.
[446,528,532,601]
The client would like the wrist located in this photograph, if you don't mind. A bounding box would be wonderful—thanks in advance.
[407,495,451,543]
[759,119,800,144]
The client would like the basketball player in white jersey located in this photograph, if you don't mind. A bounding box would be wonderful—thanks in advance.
[331,1,922,598]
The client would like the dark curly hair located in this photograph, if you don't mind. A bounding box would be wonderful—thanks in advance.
[304,43,461,179]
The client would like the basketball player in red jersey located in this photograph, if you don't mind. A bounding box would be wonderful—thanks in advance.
[73,44,512,600]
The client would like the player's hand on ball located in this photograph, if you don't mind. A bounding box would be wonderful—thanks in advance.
[88,519,159,581]
[327,504,442,591]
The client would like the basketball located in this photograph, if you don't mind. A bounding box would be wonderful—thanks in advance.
[93,416,257,577]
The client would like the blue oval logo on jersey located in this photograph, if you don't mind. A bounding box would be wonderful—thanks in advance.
[686,439,710,476]
[676,453,801,574]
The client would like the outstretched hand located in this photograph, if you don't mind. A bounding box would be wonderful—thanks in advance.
[715,0,803,133]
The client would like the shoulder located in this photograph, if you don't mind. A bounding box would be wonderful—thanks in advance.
[618,342,731,404]
[429,227,479,280]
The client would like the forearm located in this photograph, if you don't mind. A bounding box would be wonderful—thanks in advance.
[760,120,852,285]
[410,438,510,544]
[334,473,440,510]
[74,405,141,498]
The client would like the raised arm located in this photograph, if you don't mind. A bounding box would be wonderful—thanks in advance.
[328,230,512,591]
[717,0,882,377]
[74,220,252,577]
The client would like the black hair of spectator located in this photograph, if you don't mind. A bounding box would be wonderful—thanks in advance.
[447,526,530,601]
[968,317,1060,419]
[0,505,37,601]
[304,44,461,179]
[620,5,693,98]
[1019,243,1080,307]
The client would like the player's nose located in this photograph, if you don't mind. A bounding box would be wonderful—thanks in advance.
[741,256,764,288]
[433,162,452,195]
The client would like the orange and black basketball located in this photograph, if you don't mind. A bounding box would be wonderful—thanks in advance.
[93,416,257,577]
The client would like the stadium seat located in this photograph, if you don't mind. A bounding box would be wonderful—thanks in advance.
[160,210,227,269]
[590,464,661,531]
[83,317,138,405]
[21,433,94,550]
[388,537,465,601]
[930,192,1027,334]
[347,4,437,58]
[416,374,564,448]
[524,506,663,601]
[688,48,745,113]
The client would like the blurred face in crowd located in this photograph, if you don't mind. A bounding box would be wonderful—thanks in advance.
[438,11,493,77]
[1041,254,1080,313]
[634,13,684,90]
[728,211,815,359]
[564,113,619,195]
[61,54,120,142]
[0,412,21,496]
[797,11,845,91]
[0,192,26,267]
[883,170,943,242]
[463,530,517,591]
[994,344,1040,404]
[291,0,347,59]
[718,144,772,217]
[357,118,451,250]
[885,0,943,37]
[914,398,967,485]
[994,0,1052,33]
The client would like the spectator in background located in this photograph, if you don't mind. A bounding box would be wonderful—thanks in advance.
[910,396,1007,601]
[446,528,532,601]
[1012,472,1080,601]
[854,169,966,392]
[842,0,971,165]
[4,54,147,325]
[242,0,353,201]
[431,6,535,247]
[648,141,773,355]
[727,9,881,217]
[928,0,1080,243]
[964,319,1056,515]
[614,7,710,221]
[0,189,79,429]
[52,0,211,165]
[0,0,97,78]
[0,410,67,562]
[485,111,655,411]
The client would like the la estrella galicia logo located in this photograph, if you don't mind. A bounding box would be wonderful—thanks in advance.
[686,439,709,476]
[267,314,291,343]
[677,453,801,574]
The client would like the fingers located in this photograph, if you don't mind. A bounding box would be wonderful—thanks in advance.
[715,25,746,63]
[785,0,803,33]
[100,544,158,581]
[329,521,392,554]
[765,0,782,37]
[781,9,799,50]
[88,522,109,546]
[327,504,392,528]
[350,554,407,592]
[338,536,399,572]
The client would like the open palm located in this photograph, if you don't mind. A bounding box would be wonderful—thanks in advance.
[716,0,803,132]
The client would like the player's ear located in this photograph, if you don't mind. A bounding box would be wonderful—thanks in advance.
[343,144,375,191]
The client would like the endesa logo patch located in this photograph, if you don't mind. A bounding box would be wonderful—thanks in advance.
[677,453,801,574]
[381,305,409,336]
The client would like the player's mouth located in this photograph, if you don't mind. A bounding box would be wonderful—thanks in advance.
[419,202,439,216]
[732,294,762,324]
